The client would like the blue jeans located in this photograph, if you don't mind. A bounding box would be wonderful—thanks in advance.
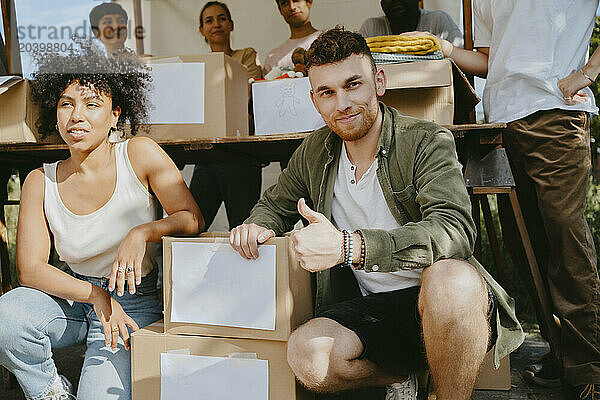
[0,267,162,400]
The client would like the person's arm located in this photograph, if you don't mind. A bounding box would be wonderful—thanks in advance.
[108,137,203,295]
[444,43,489,78]
[399,31,489,77]
[230,135,312,259]
[16,169,138,350]
[243,48,263,80]
[558,46,600,103]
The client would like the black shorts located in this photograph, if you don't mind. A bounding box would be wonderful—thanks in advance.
[315,285,497,376]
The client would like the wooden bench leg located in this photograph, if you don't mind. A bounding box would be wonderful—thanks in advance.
[481,195,507,288]
[471,194,482,261]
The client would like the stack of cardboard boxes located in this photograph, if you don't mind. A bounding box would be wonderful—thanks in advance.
[131,234,314,400]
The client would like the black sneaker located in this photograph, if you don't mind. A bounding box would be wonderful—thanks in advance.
[522,352,561,388]
[576,384,600,400]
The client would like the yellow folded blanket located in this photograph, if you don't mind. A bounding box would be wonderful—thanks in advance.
[366,34,440,55]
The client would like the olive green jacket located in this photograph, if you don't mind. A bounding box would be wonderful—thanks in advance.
[246,104,524,367]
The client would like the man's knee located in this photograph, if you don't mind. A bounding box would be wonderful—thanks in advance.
[419,259,488,319]
[287,317,361,391]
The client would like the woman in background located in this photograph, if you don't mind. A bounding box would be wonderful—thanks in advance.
[189,1,263,231]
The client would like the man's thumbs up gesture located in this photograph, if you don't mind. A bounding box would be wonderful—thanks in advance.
[291,198,344,272]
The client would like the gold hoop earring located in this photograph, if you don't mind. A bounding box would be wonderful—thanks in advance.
[55,122,60,132]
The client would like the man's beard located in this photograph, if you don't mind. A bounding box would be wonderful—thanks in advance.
[328,101,378,142]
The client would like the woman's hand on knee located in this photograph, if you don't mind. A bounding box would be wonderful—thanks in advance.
[109,226,148,296]
[92,289,140,351]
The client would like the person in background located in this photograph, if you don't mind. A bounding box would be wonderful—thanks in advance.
[89,2,129,55]
[230,27,523,400]
[0,43,202,399]
[189,1,263,231]
[263,0,321,79]
[430,1,600,398]
[359,0,463,49]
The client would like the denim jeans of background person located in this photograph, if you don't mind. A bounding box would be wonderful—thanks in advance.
[0,267,162,400]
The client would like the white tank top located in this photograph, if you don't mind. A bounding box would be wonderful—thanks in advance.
[43,140,158,278]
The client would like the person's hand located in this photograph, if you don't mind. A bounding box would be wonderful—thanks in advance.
[92,289,139,350]
[109,226,148,296]
[400,31,453,58]
[290,198,343,272]
[558,70,593,105]
[230,223,276,260]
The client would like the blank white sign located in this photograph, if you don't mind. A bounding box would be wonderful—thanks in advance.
[147,62,205,124]
[161,353,269,400]
[171,242,276,330]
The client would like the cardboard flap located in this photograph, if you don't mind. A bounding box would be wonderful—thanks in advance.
[450,60,480,124]
[0,75,23,95]
[382,59,452,90]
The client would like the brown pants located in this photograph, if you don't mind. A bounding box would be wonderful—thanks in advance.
[497,109,600,385]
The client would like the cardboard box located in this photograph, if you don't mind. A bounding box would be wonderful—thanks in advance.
[131,321,314,400]
[474,348,511,390]
[380,59,479,125]
[134,53,249,140]
[252,77,325,135]
[0,77,61,144]
[424,349,510,396]
[162,234,313,340]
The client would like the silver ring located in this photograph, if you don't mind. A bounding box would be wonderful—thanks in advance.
[126,266,134,273]
[117,266,125,273]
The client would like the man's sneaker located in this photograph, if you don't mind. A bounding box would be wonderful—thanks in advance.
[43,374,75,400]
[576,384,600,400]
[385,374,418,400]
[523,352,561,388]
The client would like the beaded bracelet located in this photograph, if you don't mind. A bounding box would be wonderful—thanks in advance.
[346,232,354,268]
[341,230,348,266]
[353,230,366,270]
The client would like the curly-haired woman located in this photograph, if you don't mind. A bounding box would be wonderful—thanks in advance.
[0,44,203,399]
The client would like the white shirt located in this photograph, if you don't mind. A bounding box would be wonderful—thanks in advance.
[473,0,598,123]
[359,9,464,48]
[331,144,423,296]
[263,30,321,76]
[43,140,158,278]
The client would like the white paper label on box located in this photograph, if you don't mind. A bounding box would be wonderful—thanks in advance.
[253,77,325,134]
[147,63,205,124]
[171,242,276,330]
[160,353,268,400]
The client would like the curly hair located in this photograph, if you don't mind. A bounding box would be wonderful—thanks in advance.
[30,41,151,138]
[305,27,376,75]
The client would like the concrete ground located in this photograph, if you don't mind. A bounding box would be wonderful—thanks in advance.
[0,332,566,399]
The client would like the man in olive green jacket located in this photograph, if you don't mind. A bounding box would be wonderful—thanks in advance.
[230,28,523,400]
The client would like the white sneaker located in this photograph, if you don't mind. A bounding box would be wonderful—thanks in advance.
[385,374,418,400]
[43,374,75,400]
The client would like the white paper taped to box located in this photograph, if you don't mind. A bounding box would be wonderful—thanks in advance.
[147,62,205,124]
[160,353,268,400]
[171,242,276,330]
[252,77,325,134]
